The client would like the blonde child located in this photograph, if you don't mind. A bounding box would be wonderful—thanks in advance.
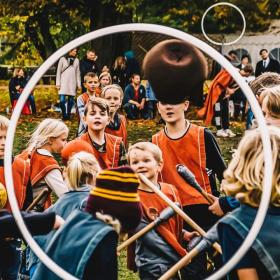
[99,71,112,89]
[77,72,101,136]
[128,142,199,279]
[76,98,127,169]
[32,166,142,280]
[218,126,280,280]
[259,85,280,127]
[19,118,69,209]
[102,84,128,147]
[28,151,100,277]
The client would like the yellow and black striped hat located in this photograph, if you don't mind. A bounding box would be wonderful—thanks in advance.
[85,166,142,232]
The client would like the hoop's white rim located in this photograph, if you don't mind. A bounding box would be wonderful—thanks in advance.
[4,23,272,280]
[201,2,246,46]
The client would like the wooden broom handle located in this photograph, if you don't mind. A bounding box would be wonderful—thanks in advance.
[138,174,222,254]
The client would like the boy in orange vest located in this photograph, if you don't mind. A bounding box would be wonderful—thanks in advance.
[128,142,201,279]
[77,72,101,136]
[76,98,127,169]
[102,84,128,147]
[142,40,226,231]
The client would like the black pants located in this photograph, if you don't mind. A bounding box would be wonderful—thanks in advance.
[213,95,229,130]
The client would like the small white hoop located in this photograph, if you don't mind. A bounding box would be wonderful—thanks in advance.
[201,2,246,46]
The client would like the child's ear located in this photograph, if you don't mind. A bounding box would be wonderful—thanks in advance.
[184,101,190,112]
[158,160,164,172]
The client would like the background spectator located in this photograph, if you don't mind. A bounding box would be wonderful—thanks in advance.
[111,56,127,89]
[80,49,99,92]
[255,48,280,77]
[56,48,81,120]
[123,74,146,119]
[124,50,140,85]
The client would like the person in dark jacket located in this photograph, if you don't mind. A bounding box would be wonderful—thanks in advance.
[80,49,99,92]
[123,74,146,119]
[255,48,280,77]
[124,50,140,84]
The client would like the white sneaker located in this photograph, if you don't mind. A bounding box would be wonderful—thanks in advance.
[225,129,236,137]
[216,129,228,137]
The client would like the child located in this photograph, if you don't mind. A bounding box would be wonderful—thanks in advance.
[77,72,101,136]
[218,126,280,280]
[128,142,201,279]
[0,115,30,211]
[99,71,112,89]
[260,85,280,127]
[32,166,142,280]
[102,84,128,147]
[76,98,127,169]
[28,151,100,277]
[19,118,69,210]
[152,101,226,232]
[0,115,31,280]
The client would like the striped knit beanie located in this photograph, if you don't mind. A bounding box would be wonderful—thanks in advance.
[85,166,142,232]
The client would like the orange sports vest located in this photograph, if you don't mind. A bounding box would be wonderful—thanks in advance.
[79,132,122,169]
[139,183,186,257]
[105,114,128,147]
[19,150,61,208]
[152,124,211,206]
[0,156,30,211]
[81,88,102,103]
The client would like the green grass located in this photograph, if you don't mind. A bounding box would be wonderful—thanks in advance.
[0,84,244,279]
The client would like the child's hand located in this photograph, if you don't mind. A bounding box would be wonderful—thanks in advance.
[208,194,224,217]
[183,230,199,242]
[53,215,65,230]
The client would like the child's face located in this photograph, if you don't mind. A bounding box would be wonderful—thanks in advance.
[50,132,68,154]
[84,105,110,132]
[129,149,162,182]
[104,89,122,113]
[100,76,110,87]
[84,77,100,93]
[157,101,189,124]
[0,129,7,159]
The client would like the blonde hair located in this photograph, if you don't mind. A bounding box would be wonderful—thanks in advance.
[101,84,124,100]
[222,126,280,207]
[128,142,163,164]
[99,71,112,85]
[0,115,9,130]
[96,212,121,234]
[260,85,280,119]
[113,56,126,70]
[66,151,100,190]
[27,118,69,152]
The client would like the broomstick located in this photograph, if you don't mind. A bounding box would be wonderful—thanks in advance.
[176,164,215,204]
[117,203,179,252]
[26,188,50,211]
[159,224,219,280]
[138,173,222,255]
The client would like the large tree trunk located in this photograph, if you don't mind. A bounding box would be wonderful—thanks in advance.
[87,0,133,69]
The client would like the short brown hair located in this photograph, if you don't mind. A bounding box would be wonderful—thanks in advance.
[128,142,163,164]
[84,97,110,116]
[249,72,280,96]
[84,72,98,83]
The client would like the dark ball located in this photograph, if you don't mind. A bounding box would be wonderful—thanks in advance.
[143,39,208,105]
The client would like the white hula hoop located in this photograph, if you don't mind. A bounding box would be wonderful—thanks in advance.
[4,23,272,280]
[201,2,246,46]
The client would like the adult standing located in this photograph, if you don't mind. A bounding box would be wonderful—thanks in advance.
[56,48,81,120]
[111,56,127,90]
[80,49,99,92]
[9,67,36,115]
[255,48,280,77]
[124,50,140,86]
